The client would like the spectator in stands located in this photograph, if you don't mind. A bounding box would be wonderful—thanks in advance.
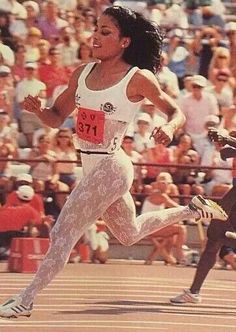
[142,141,173,184]
[0,11,13,49]
[208,47,235,88]
[28,134,69,210]
[178,74,219,153]
[52,128,78,190]
[139,98,167,134]
[15,62,47,147]
[0,65,14,119]
[201,5,225,29]
[57,26,79,67]
[202,133,232,197]
[37,0,68,40]
[225,22,236,78]
[191,26,223,78]
[142,172,187,265]
[0,1,27,21]
[0,138,14,202]
[11,44,27,84]
[76,42,95,66]
[24,27,42,63]
[6,173,45,215]
[179,74,193,96]
[38,47,70,105]
[221,94,236,132]
[208,69,234,112]
[37,39,51,66]
[22,1,40,28]
[133,112,155,154]
[73,15,90,44]
[157,51,180,98]
[122,135,144,196]
[172,147,205,204]
[0,29,15,67]
[165,29,190,90]
[0,110,18,152]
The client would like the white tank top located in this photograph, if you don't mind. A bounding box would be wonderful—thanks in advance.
[73,62,143,153]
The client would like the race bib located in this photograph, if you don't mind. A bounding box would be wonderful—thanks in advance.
[76,107,105,144]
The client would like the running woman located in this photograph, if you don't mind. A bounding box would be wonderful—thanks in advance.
[0,6,227,318]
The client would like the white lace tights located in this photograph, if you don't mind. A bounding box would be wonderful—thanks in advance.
[20,152,198,306]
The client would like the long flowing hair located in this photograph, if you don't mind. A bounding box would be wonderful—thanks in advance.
[103,6,164,73]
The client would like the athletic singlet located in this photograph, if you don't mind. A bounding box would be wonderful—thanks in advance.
[73,62,143,153]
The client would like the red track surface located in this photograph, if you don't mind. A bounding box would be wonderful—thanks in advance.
[0,260,235,332]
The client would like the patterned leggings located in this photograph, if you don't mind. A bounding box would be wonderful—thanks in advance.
[20,151,198,306]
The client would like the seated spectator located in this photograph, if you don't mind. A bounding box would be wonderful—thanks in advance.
[139,98,167,133]
[37,0,68,40]
[0,65,15,119]
[157,51,180,98]
[202,135,233,197]
[57,26,79,67]
[0,138,15,202]
[0,110,19,153]
[178,74,219,154]
[11,44,27,84]
[24,27,42,62]
[27,134,69,210]
[15,62,47,147]
[142,141,173,184]
[208,47,235,89]
[172,148,205,204]
[149,171,180,203]
[122,135,144,209]
[133,112,155,154]
[208,69,234,112]
[38,47,71,106]
[6,173,45,216]
[52,128,78,190]
[141,173,187,265]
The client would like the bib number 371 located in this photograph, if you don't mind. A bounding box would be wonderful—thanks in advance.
[76,107,105,144]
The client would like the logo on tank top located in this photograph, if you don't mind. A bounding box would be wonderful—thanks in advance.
[101,102,117,115]
[75,94,81,105]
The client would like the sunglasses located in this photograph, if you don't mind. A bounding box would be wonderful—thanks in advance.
[58,136,70,138]
[192,84,203,89]
[217,55,228,59]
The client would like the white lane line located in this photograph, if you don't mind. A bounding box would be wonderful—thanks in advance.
[0,320,235,329]
[1,283,236,293]
[0,324,166,330]
[1,293,236,305]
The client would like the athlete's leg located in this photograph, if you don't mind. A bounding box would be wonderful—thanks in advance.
[189,187,236,293]
[17,155,134,308]
[103,192,216,246]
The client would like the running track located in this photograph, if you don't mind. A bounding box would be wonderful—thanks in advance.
[0,261,235,332]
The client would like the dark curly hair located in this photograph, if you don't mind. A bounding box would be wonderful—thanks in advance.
[103,6,164,73]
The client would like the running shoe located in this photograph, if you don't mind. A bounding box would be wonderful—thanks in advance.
[170,289,201,305]
[189,195,228,223]
[0,296,33,318]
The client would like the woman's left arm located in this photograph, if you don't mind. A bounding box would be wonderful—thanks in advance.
[133,69,185,145]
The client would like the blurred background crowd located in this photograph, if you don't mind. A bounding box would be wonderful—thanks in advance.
[0,0,236,269]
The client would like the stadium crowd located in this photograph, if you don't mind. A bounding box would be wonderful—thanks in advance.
[0,0,235,268]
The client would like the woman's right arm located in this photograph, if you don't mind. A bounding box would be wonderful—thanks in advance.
[23,66,85,128]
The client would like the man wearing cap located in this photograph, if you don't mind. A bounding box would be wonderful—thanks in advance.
[15,62,46,147]
[5,173,45,215]
[178,74,219,154]
[133,112,155,153]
